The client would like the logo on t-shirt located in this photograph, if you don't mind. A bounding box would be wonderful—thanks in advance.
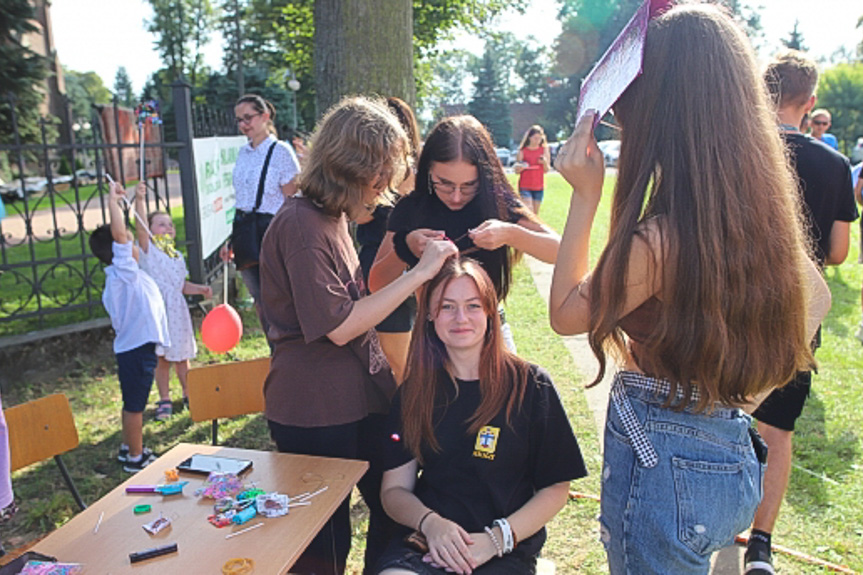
[473,426,500,460]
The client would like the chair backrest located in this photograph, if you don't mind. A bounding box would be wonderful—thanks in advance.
[4,393,79,472]
[186,357,269,423]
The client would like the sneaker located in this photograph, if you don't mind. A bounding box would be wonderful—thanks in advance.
[155,399,173,421]
[118,445,153,463]
[744,541,775,574]
[123,451,157,473]
[183,396,190,410]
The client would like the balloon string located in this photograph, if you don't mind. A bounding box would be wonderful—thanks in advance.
[223,258,229,305]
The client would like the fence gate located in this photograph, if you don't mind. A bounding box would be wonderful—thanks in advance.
[0,80,226,347]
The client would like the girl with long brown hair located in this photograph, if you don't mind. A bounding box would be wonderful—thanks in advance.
[369,115,559,353]
[514,125,550,214]
[259,96,457,574]
[377,257,586,574]
[549,4,831,573]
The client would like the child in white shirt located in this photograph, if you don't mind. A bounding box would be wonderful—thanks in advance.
[89,183,170,472]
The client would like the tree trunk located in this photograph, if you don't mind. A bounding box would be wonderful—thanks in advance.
[314,0,414,117]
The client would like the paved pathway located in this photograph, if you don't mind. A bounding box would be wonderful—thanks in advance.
[1,173,183,244]
[524,255,744,574]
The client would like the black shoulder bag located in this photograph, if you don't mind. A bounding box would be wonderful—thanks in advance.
[231,141,277,270]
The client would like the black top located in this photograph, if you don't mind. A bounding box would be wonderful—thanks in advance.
[387,189,524,299]
[783,133,857,265]
[356,202,417,334]
[381,364,587,560]
[357,204,395,281]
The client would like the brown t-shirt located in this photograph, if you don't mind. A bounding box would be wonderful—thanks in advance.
[259,196,396,427]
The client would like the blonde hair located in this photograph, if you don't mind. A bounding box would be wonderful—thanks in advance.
[764,51,818,109]
[299,96,409,217]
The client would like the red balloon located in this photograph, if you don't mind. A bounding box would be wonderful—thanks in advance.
[201,304,243,353]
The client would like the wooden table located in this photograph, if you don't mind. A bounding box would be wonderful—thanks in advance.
[33,443,368,574]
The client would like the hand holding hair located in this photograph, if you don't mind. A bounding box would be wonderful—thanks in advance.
[413,238,459,282]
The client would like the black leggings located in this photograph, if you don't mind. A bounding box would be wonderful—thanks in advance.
[268,415,395,575]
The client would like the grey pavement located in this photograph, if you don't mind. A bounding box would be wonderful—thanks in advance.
[524,255,744,574]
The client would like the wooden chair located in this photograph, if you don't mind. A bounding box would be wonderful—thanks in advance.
[186,357,269,445]
[4,393,86,510]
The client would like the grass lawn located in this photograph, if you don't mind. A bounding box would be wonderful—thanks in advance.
[2,172,861,573]
[0,203,184,337]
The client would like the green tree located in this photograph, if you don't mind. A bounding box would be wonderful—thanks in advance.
[781,20,807,51]
[514,37,552,104]
[216,0,519,121]
[720,0,764,48]
[857,14,863,61]
[0,0,48,147]
[114,66,136,107]
[65,68,112,125]
[816,62,863,154]
[145,0,216,84]
[468,44,512,146]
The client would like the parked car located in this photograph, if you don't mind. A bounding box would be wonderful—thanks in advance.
[74,169,99,186]
[851,137,863,164]
[548,142,561,165]
[495,147,513,167]
[0,175,74,200]
[597,139,621,167]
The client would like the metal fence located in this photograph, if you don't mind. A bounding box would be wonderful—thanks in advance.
[0,80,222,346]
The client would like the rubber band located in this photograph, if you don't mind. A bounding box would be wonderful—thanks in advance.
[222,557,254,575]
[417,510,435,533]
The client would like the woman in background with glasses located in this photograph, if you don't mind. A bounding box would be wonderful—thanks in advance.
[220,94,301,338]
[368,115,559,351]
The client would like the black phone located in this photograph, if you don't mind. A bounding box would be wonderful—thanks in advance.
[177,454,253,475]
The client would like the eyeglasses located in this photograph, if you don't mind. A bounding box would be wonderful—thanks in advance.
[235,113,261,125]
[428,173,480,198]
[811,120,829,126]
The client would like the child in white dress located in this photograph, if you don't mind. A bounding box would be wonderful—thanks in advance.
[134,183,212,420]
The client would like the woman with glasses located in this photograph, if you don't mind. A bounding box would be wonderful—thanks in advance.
[259,96,457,575]
[376,257,586,575]
[550,5,830,573]
[369,115,559,351]
[220,94,301,337]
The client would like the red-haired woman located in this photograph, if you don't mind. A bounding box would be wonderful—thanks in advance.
[376,257,586,574]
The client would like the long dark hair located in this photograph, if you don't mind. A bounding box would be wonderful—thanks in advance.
[590,4,814,409]
[414,115,533,300]
[401,257,531,462]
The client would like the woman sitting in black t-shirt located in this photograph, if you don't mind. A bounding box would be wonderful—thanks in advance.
[368,115,560,352]
[376,257,586,575]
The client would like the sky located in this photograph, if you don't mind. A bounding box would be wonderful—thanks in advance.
[50,0,862,96]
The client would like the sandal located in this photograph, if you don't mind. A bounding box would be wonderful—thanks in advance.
[155,399,173,421]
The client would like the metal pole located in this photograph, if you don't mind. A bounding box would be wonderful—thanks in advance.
[235,0,244,97]
[172,77,205,284]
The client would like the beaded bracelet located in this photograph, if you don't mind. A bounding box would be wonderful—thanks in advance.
[484,525,503,558]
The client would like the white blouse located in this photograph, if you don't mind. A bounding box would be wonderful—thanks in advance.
[232,135,301,215]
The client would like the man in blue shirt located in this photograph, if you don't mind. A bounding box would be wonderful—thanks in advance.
[810,108,840,151]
